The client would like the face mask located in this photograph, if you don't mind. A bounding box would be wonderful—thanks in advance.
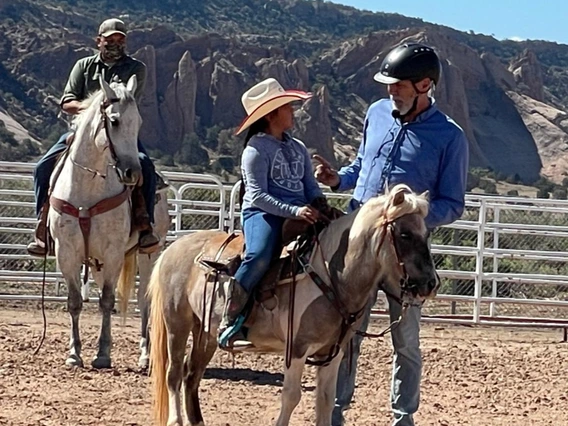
[102,42,126,62]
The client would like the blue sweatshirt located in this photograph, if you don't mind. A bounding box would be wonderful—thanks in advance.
[241,132,323,218]
[337,98,469,229]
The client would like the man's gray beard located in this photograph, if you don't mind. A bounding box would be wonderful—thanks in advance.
[390,97,412,115]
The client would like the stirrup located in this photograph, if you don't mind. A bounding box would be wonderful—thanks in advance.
[138,230,160,254]
[218,315,253,350]
[27,241,47,257]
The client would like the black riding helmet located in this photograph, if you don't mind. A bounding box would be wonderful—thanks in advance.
[374,43,441,87]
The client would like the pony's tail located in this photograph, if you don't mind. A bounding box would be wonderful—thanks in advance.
[116,248,138,322]
[148,253,169,426]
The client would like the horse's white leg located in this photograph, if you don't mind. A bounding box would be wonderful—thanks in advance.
[167,320,192,426]
[275,356,307,426]
[52,225,85,368]
[315,350,344,426]
[66,272,84,367]
[137,251,155,369]
[91,276,116,369]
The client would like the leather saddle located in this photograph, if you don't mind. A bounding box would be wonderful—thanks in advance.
[198,225,315,302]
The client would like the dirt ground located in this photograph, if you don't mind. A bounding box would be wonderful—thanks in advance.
[0,302,567,426]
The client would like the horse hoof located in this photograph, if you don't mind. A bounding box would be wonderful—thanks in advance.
[138,355,149,370]
[65,355,84,368]
[91,356,112,369]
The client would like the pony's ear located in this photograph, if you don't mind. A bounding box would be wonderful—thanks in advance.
[420,190,430,201]
[392,189,406,206]
[100,76,117,101]
[126,75,137,95]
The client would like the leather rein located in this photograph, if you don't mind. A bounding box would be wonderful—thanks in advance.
[297,219,415,367]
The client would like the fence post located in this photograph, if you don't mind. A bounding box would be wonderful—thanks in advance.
[450,228,459,315]
[473,200,487,324]
[490,207,500,317]
[228,181,242,233]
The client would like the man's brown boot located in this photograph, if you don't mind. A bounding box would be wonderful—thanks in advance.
[138,226,160,254]
[27,215,48,257]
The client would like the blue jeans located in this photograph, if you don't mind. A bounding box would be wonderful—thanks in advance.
[332,290,421,426]
[234,208,284,293]
[33,133,156,222]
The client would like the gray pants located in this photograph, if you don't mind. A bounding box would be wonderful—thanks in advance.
[332,290,422,426]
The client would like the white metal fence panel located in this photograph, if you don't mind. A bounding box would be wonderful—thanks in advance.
[0,162,226,301]
[2,161,568,328]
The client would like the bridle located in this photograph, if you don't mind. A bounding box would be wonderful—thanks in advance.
[295,215,423,367]
[379,220,425,307]
[50,96,132,287]
[70,97,121,179]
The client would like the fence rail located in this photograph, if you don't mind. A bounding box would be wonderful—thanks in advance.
[2,161,568,330]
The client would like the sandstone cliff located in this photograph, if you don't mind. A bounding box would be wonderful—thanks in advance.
[2,0,568,185]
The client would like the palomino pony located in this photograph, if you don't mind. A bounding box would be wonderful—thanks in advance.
[147,184,439,426]
[49,75,168,369]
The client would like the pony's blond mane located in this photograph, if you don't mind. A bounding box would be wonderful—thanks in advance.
[350,184,429,241]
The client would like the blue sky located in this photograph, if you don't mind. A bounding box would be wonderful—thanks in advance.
[334,0,568,45]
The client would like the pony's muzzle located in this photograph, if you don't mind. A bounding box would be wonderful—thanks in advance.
[425,272,441,298]
[116,165,141,186]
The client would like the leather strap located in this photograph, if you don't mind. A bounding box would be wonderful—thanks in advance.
[50,188,130,285]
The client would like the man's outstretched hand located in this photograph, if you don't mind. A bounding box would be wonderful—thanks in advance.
[313,154,340,188]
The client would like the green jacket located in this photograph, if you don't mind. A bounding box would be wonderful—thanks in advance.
[60,53,146,106]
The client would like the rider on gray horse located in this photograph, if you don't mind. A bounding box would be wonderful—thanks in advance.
[27,18,160,256]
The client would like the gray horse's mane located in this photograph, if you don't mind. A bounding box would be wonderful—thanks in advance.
[72,81,135,129]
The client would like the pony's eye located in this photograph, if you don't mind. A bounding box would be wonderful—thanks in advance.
[400,232,411,240]
[110,119,120,127]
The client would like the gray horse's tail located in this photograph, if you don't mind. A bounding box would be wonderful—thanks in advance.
[116,249,138,321]
[147,253,169,426]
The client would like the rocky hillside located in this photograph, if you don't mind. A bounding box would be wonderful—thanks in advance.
[1,0,568,184]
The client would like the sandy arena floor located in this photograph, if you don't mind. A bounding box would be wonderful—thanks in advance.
[0,302,566,426]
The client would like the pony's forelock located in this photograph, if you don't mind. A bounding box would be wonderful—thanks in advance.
[349,184,429,241]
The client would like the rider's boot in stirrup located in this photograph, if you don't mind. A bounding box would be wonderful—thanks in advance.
[218,277,252,349]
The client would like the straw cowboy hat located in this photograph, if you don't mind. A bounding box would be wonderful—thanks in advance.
[235,78,312,135]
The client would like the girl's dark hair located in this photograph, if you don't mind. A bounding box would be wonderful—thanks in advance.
[239,117,269,206]
[244,117,269,146]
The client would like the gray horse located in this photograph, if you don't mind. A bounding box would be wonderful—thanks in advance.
[49,75,167,369]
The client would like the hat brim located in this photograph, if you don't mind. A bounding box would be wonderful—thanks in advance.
[100,30,126,37]
[235,91,312,135]
[373,72,401,84]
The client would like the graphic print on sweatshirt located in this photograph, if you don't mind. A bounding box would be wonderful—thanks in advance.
[271,148,304,192]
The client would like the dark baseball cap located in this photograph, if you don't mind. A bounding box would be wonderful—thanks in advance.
[98,18,127,37]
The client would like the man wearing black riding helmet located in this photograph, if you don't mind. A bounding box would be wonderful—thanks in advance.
[315,42,469,426]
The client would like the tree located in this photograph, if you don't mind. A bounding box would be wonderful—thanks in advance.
[537,187,550,199]
[466,172,480,191]
[552,188,567,200]
[484,182,498,194]
[174,133,209,167]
